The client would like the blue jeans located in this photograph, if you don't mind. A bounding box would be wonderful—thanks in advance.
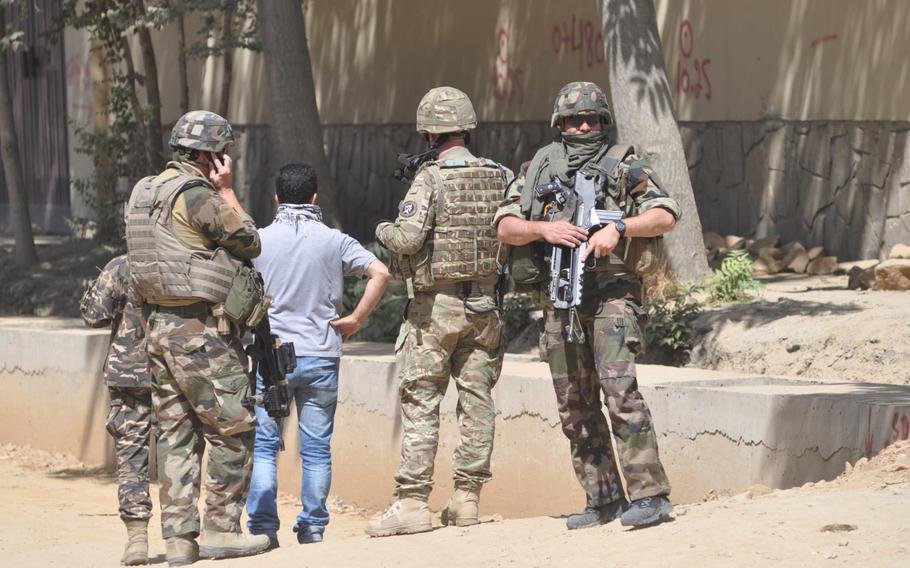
[246,356,339,538]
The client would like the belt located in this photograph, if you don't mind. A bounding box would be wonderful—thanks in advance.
[424,280,497,298]
[149,302,211,317]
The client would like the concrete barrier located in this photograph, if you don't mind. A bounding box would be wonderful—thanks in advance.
[2,317,909,518]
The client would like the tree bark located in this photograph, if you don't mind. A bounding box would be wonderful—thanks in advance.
[218,3,235,118]
[599,0,709,283]
[257,0,340,227]
[175,5,189,114]
[132,0,165,171]
[0,36,37,266]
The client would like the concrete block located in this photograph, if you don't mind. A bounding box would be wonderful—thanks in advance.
[875,259,910,290]
[889,243,910,259]
[807,246,825,260]
[807,256,838,275]
[785,248,810,273]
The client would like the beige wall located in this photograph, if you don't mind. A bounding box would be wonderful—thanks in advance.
[657,0,910,121]
[68,0,910,132]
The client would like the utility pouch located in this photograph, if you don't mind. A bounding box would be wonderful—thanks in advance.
[508,243,548,289]
[222,265,266,325]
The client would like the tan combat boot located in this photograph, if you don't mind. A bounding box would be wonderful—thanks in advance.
[198,531,271,560]
[164,535,198,567]
[363,498,432,537]
[121,519,149,565]
[441,488,480,527]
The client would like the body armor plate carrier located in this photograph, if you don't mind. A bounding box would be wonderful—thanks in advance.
[126,173,242,305]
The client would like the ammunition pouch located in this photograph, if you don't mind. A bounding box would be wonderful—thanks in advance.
[508,243,549,290]
[221,265,269,326]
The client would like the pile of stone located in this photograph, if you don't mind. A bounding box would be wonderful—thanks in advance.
[702,232,838,276]
[846,244,910,291]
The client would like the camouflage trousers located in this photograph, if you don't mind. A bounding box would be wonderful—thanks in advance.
[147,306,257,539]
[394,288,503,500]
[106,386,153,521]
[545,296,672,507]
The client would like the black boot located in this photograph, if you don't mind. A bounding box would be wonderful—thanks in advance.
[620,495,673,527]
[566,500,627,530]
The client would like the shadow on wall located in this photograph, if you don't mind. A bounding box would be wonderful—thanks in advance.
[677,1,910,260]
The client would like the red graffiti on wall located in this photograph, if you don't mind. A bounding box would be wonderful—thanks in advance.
[810,33,838,48]
[494,27,525,106]
[65,53,94,122]
[551,15,605,70]
[863,407,910,457]
[675,20,712,102]
[891,412,910,445]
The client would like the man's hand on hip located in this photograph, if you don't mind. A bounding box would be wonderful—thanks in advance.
[330,315,362,342]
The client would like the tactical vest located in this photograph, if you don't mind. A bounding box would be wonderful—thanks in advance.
[510,143,664,287]
[392,158,508,292]
[125,172,242,305]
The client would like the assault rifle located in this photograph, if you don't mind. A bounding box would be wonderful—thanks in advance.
[393,147,439,184]
[243,314,295,420]
[536,173,624,344]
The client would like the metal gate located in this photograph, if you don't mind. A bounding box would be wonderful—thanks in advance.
[0,0,69,234]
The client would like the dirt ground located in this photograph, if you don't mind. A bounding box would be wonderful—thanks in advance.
[1,441,908,568]
[689,273,910,385]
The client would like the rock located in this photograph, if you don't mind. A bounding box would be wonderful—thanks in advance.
[748,235,780,255]
[757,246,782,260]
[752,257,774,276]
[780,241,803,257]
[874,258,910,290]
[755,252,783,275]
[703,231,726,250]
[820,524,857,533]
[807,256,838,275]
[807,246,825,260]
[782,242,810,273]
[725,235,746,250]
[889,243,910,259]
[836,259,879,274]
[847,265,878,290]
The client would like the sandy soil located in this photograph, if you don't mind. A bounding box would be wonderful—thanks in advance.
[1,442,908,568]
[689,273,910,385]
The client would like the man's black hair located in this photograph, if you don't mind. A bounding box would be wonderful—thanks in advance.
[275,163,318,204]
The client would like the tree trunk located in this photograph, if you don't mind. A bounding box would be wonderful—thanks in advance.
[132,0,165,171]
[257,0,341,227]
[91,40,119,244]
[218,3,235,118]
[175,6,189,114]
[0,38,37,266]
[599,0,709,283]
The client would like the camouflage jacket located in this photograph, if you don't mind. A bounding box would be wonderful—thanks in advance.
[80,255,152,388]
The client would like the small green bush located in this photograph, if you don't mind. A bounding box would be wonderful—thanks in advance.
[501,293,536,344]
[708,249,761,302]
[644,284,703,353]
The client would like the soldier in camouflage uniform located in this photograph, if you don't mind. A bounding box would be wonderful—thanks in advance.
[125,111,270,565]
[80,254,153,566]
[365,87,513,537]
[495,82,679,530]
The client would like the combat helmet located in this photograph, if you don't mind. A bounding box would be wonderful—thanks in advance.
[416,87,477,134]
[169,110,235,153]
[550,82,613,128]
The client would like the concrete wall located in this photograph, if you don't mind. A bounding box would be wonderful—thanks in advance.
[681,120,910,260]
[4,319,910,517]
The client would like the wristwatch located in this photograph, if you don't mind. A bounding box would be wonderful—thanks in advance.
[613,219,627,237]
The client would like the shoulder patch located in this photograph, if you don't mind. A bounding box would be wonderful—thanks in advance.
[400,201,417,217]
